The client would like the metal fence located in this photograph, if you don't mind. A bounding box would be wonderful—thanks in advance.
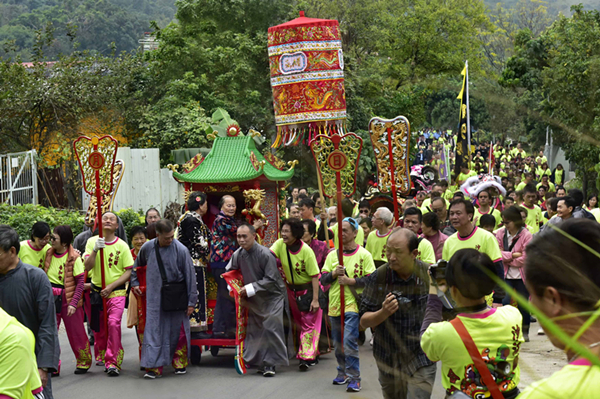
[0,150,38,205]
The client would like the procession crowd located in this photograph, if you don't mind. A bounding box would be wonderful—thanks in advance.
[1,133,599,399]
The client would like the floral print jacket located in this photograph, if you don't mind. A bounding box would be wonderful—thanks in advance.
[209,211,238,268]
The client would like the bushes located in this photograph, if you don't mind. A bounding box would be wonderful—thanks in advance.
[116,208,145,244]
[0,204,85,241]
[0,204,145,246]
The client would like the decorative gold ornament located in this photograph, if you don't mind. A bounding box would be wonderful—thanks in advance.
[74,137,118,196]
[368,116,411,195]
[263,152,286,170]
[181,153,205,174]
[310,133,363,198]
[204,185,241,193]
[242,189,268,221]
[84,159,125,225]
[167,164,180,173]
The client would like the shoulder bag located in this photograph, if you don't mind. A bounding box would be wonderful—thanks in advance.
[155,242,188,312]
[286,247,313,312]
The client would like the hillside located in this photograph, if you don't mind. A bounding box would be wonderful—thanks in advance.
[483,0,600,15]
[2,0,599,61]
[0,0,176,60]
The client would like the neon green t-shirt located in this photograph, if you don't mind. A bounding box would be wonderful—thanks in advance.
[536,181,556,193]
[535,155,548,164]
[536,168,552,179]
[0,308,43,399]
[421,306,523,397]
[554,169,565,185]
[84,236,134,287]
[270,239,319,285]
[518,359,600,399]
[330,223,364,249]
[322,246,376,317]
[418,238,436,265]
[47,251,85,286]
[591,208,600,223]
[474,207,502,230]
[521,204,543,234]
[365,229,392,262]
[443,189,454,201]
[442,226,502,262]
[18,240,49,269]
[515,182,527,191]
[457,170,477,185]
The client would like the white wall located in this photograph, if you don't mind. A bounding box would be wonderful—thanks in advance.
[82,147,184,213]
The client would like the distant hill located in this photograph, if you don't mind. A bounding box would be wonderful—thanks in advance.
[0,0,177,60]
[483,0,600,15]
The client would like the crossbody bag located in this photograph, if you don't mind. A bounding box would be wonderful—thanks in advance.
[155,242,188,312]
[285,247,313,312]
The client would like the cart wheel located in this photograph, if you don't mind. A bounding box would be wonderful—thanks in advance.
[191,345,202,365]
[210,346,220,357]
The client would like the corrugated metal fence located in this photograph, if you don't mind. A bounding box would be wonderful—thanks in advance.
[82,147,183,213]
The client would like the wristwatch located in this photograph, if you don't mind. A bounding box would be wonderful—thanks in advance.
[40,367,48,372]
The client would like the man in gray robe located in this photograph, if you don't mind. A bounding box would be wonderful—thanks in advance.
[0,225,59,398]
[228,223,291,377]
[131,219,197,379]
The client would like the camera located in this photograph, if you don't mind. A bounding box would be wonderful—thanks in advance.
[428,259,457,311]
[390,291,412,310]
[429,259,447,284]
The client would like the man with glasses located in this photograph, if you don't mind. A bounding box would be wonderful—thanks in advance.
[360,228,435,399]
[430,197,454,236]
[419,183,447,214]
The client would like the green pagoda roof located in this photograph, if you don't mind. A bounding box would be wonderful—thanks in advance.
[172,135,295,183]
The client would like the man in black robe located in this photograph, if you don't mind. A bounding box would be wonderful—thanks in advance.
[228,223,292,376]
[0,225,59,399]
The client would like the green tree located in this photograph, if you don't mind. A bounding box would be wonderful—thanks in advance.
[540,5,600,194]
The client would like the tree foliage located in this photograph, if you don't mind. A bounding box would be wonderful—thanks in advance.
[500,5,600,194]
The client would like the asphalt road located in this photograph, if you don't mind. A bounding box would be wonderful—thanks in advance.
[52,316,563,399]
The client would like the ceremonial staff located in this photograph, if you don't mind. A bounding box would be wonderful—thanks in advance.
[310,130,362,349]
[369,117,412,222]
[73,135,119,332]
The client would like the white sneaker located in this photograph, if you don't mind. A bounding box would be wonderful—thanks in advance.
[538,327,545,335]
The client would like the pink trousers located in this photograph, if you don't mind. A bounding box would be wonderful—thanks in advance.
[287,289,323,361]
[94,296,126,370]
[54,288,92,370]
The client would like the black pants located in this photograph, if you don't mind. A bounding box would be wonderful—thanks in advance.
[212,268,236,335]
[502,279,531,326]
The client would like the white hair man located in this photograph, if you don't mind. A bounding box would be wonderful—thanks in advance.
[365,207,394,268]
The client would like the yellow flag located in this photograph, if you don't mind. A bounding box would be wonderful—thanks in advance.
[457,65,467,100]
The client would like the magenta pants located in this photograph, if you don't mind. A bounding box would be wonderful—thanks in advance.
[94,296,126,369]
[287,288,322,361]
[54,288,92,370]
